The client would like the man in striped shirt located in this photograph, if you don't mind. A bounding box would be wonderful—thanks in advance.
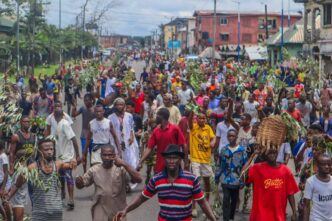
[114,144,216,221]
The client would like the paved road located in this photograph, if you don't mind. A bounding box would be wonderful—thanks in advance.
[26,61,296,221]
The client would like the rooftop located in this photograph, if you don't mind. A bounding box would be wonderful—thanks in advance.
[193,10,302,17]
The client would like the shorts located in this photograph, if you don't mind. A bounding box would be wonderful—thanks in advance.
[81,137,93,153]
[59,169,74,185]
[11,183,28,208]
[191,162,214,178]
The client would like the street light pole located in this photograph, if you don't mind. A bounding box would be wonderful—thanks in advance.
[81,0,88,60]
[59,0,62,64]
[212,0,217,63]
[237,1,240,61]
[16,0,20,73]
[288,0,291,27]
[281,0,284,62]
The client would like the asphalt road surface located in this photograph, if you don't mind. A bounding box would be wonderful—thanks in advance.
[25,60,297,221]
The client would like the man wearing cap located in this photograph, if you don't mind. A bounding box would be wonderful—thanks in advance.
[114,144,217,221]
[137,108,188,173]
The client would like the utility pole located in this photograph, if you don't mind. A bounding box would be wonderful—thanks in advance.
[31,0,36,75]
[212,0,217,63]
[234,1,241,61]
[81,0,88,60]
[16,0,20,74]
[265,4,269,40]
[281,0,284,62]
[59,0,62,64]
[288,0,291,27]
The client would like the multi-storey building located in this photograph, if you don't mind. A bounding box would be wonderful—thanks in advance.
[193,10,302,53]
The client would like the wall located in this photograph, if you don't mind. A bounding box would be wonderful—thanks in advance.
[195,13,301,48]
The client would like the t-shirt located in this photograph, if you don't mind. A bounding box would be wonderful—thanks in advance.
[142,169,204,221]
[276,143,292,163]
[55,119,76,162]
[287,109,302,123]
[177,89,194,106]
[243,100,259,124]
[19,99,32,116]
[190,123,215,164]
[296,101,312,128]
[247,162,299,221]
[216,122,235,153]
[148,123,186,173]
[46,113,73,136]
[304,175,332,221]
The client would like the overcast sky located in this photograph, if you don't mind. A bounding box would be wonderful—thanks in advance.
[45,0,303,36]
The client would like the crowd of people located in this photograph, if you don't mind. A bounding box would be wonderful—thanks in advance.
[0,50,331,221]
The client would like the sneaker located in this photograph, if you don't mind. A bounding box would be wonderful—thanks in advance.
[192,208,198,218]
[67,200,75,210]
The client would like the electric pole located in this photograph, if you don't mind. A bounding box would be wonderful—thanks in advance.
[59,0,62,64]
[16,0,20,74]
[265,4,269,39]
[81,0,89,60]
[212,0,217,63]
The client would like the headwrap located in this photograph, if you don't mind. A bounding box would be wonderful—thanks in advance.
[164,93,173,100]
[113,97,125,106]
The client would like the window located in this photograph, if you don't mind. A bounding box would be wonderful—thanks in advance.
[323,3,332,25]
[258,34,264,41]
[258,18,265,29]
[242,33,252,43]
[220,17,228,25]
[220,33,229,41]
[267,19,277,29]
[202,32,209,40]
[243,18,251,27]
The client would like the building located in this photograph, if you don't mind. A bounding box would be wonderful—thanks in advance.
[294,0,332,79]
[193,10,302,55]
[99,35,129,48]
[163,18,189,54]
[0,16,15,35]
[267,19,306,65]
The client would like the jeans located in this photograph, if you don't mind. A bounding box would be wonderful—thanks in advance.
[222,184,240,221]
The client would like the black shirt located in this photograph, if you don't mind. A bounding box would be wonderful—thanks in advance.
[19,99,32,116]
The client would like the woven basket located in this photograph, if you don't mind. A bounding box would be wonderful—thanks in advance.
[256,115,287,152]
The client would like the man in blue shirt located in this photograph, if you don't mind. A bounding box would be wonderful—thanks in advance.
[215,129,248,221]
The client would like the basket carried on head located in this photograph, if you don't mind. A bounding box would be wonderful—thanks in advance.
[256,115,287,153]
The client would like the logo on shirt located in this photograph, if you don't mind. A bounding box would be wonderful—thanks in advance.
[319,194,332,202]
[264,179,284,189]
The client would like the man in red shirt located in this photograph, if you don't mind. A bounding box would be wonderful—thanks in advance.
[137,108,188,173]
[253,83,267,108]
[245,148,299,221]
[286,99,302,123]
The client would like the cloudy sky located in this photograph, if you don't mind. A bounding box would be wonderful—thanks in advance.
[45,0,303,36]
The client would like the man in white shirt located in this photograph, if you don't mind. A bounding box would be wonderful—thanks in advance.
[276,143,292,164]
[214,111,235,160]
[177,79,194,115]
[243,94,260,124]
[47,100,80,209]
[303,154,332,221]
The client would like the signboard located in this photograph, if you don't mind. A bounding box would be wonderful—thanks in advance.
[168,40,181,49]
